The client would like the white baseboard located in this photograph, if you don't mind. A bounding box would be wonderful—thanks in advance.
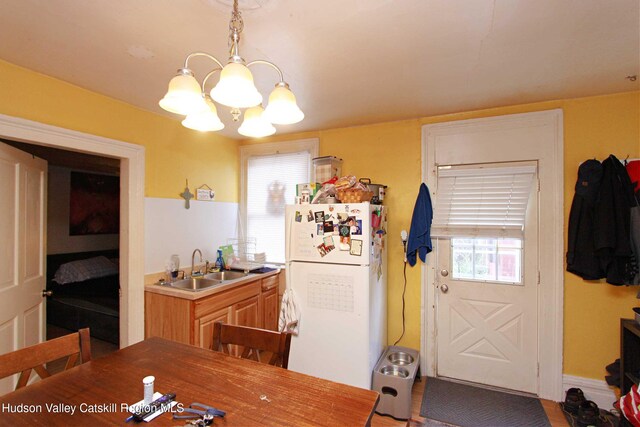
[562,375,618,410]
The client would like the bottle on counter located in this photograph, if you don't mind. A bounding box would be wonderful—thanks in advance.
[214,249,225,271]
[168,254,180,282]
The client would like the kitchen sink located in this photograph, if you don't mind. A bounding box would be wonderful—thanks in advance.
[165,277,222,291]
[204,271,249,281]
[157,270,251,292]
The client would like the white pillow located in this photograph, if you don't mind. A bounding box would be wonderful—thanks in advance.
[53,256,118,284]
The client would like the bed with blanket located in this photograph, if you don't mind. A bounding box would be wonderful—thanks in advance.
[46,250,120,344]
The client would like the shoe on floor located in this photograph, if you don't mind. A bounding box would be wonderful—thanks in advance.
[564,388,586,415]
[577,400,600,427]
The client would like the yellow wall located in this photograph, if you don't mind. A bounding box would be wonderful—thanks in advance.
[562,93,639,378]
[244,90,640,380]
[0,59,239,201]
[2,57,638,380]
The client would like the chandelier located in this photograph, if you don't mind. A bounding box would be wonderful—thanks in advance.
[159,0,304,138]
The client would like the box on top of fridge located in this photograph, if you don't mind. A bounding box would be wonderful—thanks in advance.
[313,156,342,183]
[296,183,321,197]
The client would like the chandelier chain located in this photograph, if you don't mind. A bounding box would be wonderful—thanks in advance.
[228,0,244,44]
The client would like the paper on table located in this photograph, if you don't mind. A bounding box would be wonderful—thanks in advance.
[128,392,177,422]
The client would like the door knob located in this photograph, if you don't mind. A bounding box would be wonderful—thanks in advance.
[440,269,449,277]
[42,290,52,297]
[440,284,449,293]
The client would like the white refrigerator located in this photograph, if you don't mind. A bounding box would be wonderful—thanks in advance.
[284,202,387,389]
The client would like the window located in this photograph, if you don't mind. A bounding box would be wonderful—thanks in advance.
[240,139,318,264]
[434,163,535,285]
[451,238,523,284]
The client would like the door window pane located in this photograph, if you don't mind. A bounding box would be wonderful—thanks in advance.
[451,238,522,284]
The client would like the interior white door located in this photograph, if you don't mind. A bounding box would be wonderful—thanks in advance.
[0,142,47,394]
[435,171,539,393]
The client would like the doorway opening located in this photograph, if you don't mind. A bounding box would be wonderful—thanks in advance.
[0,113,145,349]
[2,139,121,362]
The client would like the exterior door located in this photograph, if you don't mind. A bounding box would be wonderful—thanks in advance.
[435,174,539,393]
[0,142,47,393]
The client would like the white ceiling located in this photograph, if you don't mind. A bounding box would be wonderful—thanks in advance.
[0,0,638,139]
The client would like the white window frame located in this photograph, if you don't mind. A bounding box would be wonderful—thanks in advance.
[239,138,318,264]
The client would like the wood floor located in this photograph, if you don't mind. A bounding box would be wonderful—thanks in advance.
[371,377,569,427]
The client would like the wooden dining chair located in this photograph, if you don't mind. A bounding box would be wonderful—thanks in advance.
[212,322,292,368]
[0,328,91,391]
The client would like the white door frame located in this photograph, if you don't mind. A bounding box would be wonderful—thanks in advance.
[420,109,564,401]
[0,113,145,347]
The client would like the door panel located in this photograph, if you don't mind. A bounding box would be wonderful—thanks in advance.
[234,296,260,328]
[0,158,16,291]
[0,318,18,392]
[261,287,278,331]
[0,142,47,394]
[436,169,538,394]
[24,165,45,280]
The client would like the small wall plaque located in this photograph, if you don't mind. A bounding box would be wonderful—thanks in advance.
[196,184,215,201]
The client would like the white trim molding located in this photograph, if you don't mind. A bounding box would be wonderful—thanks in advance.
[0,113,145,347]
[563,375,618,410]
[420,109,564,401]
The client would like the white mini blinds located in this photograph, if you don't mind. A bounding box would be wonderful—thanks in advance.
[246,151,311,263]
[432,165,537,238]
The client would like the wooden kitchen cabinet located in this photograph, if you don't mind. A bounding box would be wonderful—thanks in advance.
[197,307,232,351]
[234,295,260,328]
[261,274,279,331]
[145,272,280,350]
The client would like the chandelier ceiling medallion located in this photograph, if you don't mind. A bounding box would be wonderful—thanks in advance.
[159,0,304,138]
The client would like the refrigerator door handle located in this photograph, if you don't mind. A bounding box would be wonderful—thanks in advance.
[285,210,293,264]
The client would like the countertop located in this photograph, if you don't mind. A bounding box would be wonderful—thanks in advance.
[144,269,280,300]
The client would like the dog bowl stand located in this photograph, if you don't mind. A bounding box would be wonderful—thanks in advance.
[372,345,420,419]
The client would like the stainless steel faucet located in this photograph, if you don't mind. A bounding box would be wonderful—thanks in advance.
[191,248,203,277]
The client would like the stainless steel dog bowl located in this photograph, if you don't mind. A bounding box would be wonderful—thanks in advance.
[379,365,409,378]
[387,351,414,366]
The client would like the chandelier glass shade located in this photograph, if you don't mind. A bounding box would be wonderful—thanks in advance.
[159,0,303,138]
[210,62,262,109]
[238,105,275,137]
[263,82,304,125]
[158,71,206,115]
[182,96,224,132]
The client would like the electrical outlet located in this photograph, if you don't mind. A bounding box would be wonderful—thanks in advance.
[401,230,408,262]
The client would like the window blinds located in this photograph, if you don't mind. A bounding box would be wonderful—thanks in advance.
[431,165,536,238]
[247,151,311,263]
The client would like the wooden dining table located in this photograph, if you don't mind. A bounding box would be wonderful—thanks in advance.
[0,337,379,426]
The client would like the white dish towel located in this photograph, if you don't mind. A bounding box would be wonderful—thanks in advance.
[278,288,301,335]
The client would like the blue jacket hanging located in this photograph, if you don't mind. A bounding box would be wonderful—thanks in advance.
[407,183,433,266]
